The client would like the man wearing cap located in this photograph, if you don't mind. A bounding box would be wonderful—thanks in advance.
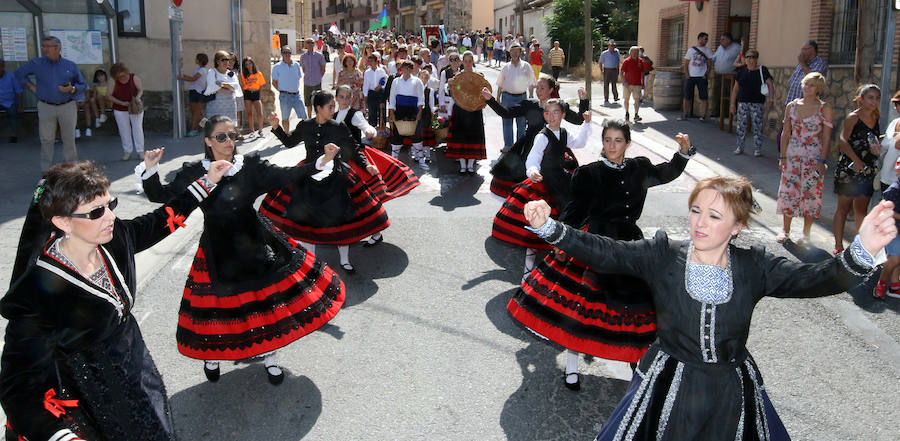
[271,45,306,132]
[599,41,620,104]
[300,38,327,117]
[495,42,534,150]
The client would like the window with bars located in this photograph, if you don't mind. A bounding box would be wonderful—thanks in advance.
[665,19,684,66]
[830,0,888,65]
[272,0,288,14]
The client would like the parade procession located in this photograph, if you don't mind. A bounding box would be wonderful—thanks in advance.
[0,0,899,440]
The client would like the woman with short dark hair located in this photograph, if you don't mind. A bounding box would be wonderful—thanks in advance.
[1,159,230,440]
[138,114,344,385]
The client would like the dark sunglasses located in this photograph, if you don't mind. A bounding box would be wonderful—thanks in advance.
[449,57,460,61]
[744,55,758,59]
[70,197,118,220]
[212,132,239,142]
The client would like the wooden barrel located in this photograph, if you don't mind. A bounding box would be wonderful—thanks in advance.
[653,70,684,111]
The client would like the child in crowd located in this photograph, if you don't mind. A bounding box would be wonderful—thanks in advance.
[874,156,900,299]
[89,69,108,128]
[178,53,209,136]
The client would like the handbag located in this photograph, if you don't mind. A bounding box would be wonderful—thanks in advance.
[759,67,769,96]
[128,97,143,114]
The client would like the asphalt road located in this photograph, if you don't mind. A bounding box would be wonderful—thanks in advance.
[0,59,897,440]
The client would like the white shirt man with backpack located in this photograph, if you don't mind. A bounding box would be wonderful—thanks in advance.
[679,32,713,121]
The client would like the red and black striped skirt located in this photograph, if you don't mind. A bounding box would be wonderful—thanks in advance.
[259,163,390,245]
[444,106,486,159]
[489,176,519,199]
[508,252,657,363]
[491,179,557,250]
[177,244,346,360]
[359,146,420,202]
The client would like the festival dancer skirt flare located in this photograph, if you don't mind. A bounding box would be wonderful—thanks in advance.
[492,179,558,250]
[360,146,420,202]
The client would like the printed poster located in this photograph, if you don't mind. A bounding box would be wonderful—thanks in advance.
[0,27,29,61]
[49,30,103,64]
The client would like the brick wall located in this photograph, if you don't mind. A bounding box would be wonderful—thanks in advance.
[656,3,690,66]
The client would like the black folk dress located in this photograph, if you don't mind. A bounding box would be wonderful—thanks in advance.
[260,120,390,244]
[484,97,589,197]
[533,219,878,441]
[142,154,345,361]
[509,154,689,363]
[1,183,209,441]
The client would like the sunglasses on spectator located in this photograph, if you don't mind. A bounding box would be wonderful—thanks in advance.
[450,57,460,61]
[212,132,240,142]
[745,55,758,59]
[70,198,118,220]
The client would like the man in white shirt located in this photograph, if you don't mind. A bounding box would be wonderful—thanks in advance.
[679,32,713,121]
[363,52,388,127]
[710,32,742,117]
[495,42,535,149]
[271,46,305,132]
[388,60,427,169]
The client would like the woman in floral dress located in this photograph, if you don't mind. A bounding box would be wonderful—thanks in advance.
[337,53,366,112]
[775,72,833,244]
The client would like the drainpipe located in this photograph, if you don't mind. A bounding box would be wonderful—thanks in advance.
[232,0,243,58]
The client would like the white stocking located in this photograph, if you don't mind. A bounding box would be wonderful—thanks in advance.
[391,144,402,158]
[413,142,425,162]
[565,349,579,383]
[338,245,350,265]
[467,158,476,169]
[524,248,536,273]
[458,158,466,169]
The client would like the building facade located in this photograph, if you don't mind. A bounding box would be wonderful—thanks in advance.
[493,0,551,45]
[309,1,491,37]
[638,0,900,140]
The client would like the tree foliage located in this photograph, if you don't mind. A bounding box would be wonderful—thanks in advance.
[544,0,639,65]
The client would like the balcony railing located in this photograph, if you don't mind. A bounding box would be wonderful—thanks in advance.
[399,0,416,7]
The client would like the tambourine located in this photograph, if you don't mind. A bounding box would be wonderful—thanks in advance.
[448,71,492,112]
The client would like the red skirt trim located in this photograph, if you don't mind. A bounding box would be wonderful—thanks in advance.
[489,177,519,199]
[445,142,487,159]
[422,127,437,147]
[360,146,420,202]
[259,164,390,245]
[491,179,556,250]
[177,246,346,360]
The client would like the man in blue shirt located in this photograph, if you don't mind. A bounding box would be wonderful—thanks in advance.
[271,46,305,132]
[599,40,620,104]
[15,36,86,171]
[0,59,24,143]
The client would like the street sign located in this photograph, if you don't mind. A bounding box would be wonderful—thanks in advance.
[168,5,183,22]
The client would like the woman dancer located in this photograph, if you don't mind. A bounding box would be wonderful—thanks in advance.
[492,99,591,277]
[444,51,487,174]
[833,84,881,254]
[2,160,229,440]
[335,84,419,202]
[510,120,692,390]
[261,91,390,272]
[481,77,588,198]
[522,176,895,440]
[139,115,345,384]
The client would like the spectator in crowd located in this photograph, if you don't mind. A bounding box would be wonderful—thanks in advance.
[272,45,305,132]
[496,42,534,150]
[599,40,620,104]
[88,68,109,129]
[74,86,91,138]
[337,53,365,112]
[620,46,645,123]
[430,39,441,66]
[548,40,565,81]
[775,72,832,245]
[833,84,881,254]
[178,53,208,137]
[486,33,495,66]
[679,32,713,121]
[240,56,265,136]
[639,47,655,101]
[785,40,829,105]
[301,38,327,117]
[493,34,505,68]
[363,52,388,127]
[729,49,774,156]
[529,41,544,80]
[874,91,900,299]
[204,50,241,123]
[0,58,24,143]
[710,32,741,117]
[228,52,244,134]
[15,35,86,171]
[106,62,144,161]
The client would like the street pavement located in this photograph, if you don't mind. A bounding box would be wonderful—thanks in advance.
[0,58,897,440]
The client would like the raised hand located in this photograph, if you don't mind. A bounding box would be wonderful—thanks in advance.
[481,87,492,101]
[675,133,691,154]
[323,143,339,163]
[206,160,233,184]
[144,147,165,169]
[268,112,280,128]
[582,111,591,123]
[523,200,552,229]
[577,88,587,100]
[858,200,898,256]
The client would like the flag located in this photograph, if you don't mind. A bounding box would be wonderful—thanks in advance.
[329,22,340,35]
[369,6,389,31]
